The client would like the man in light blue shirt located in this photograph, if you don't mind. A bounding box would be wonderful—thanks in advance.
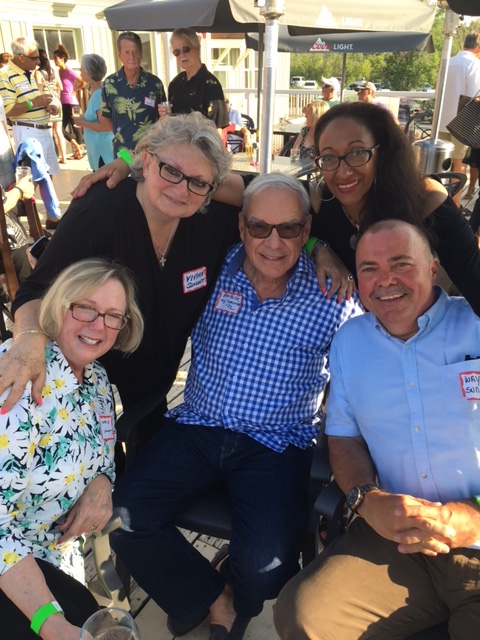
[275,219,480,639]
[111,173,360,640]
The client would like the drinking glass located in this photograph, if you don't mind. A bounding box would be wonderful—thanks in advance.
[160,101,172,115]
[80,608,141,640]
[15,166,32,183]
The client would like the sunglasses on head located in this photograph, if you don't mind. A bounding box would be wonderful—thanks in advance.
[172,45,191,57]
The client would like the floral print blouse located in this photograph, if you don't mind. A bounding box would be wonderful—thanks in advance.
[0,340,115,582]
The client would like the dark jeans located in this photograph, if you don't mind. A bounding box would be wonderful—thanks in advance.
[0,559,99,639]
[112,419,313,619]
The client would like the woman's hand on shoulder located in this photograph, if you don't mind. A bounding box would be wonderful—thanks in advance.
[313,244,356,302]
[0,332,47,413]
[70,158,130,199]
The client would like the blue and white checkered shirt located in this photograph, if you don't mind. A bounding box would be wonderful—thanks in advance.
[167,243,362,452]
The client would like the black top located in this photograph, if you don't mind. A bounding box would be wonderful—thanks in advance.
[168,64,229,128]
[13,180,240,407]
[310,194,480,316]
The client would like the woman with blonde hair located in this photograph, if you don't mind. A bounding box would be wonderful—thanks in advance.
[291,100,329,160]
[0,257,143,640]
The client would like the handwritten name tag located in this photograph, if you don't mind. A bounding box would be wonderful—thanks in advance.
[459,371,480,401]
[99,415,115,441]
[144,97,155,107]
[183,267,207,293]
[214,290,243,315]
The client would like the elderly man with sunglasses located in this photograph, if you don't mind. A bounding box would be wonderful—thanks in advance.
[111,172,361,640]
[100,31,166,155]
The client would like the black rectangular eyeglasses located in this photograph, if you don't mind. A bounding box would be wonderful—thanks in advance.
[152,156,215,196]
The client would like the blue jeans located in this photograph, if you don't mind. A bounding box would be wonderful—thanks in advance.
[111,419,313,619]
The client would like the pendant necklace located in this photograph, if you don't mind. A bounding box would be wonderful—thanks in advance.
[150,223,177,267]
[140,184,178,268]
[342,205,360,250]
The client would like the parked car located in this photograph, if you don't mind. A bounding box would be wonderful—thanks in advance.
[304,80,318,89]
[290,76,305,87]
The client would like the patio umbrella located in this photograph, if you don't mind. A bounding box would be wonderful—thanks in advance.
[104,0,436,172]
[246,27,434,55]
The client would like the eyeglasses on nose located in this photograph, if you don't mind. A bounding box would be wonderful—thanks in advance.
[69,304,129,330]
[243,217,308,239]
[172,45,191,57]
[315,145,380,171]
[151,155,215,196]
[24,55,40,61]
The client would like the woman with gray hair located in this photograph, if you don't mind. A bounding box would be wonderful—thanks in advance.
[73,54,114,170]
[8,112,239,426]
[0,257,143,640]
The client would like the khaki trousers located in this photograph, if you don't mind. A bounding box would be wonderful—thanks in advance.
[274,518,480,640]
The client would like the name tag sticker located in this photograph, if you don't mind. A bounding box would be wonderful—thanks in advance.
[100,415,115,441]
[20,83,30,93]
[144,97,155,108]
[215,290,243,315]
[459,371,480,401]
[183,267,207,293]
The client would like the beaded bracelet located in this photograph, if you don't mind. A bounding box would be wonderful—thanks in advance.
[14,329,47,342]
[30,601,64,635]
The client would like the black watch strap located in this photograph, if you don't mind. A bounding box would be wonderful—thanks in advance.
[346,483,379,513]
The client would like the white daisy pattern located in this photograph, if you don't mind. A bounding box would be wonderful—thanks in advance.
[0,340,115,582]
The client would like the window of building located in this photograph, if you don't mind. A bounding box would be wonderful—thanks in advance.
[33,28,78,61]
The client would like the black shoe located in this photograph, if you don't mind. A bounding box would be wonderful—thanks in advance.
[209,624,230,640]
[229,615,252,640]
[45,218,60,230]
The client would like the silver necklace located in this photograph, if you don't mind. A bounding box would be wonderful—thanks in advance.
[341,205,360,250]
[150,223,177,267]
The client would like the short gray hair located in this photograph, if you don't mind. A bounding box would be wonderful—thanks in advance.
[39,258,144,354]
[11,37,38,57]
[464,31,480,51]
[130,111,232,211]
[242,173,310,219]
[170,28,201,51]
[81,54,107,82]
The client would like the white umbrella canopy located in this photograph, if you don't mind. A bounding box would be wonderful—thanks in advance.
[104,0,436,171]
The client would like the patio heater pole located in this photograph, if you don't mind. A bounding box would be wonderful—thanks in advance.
[256,0,285,174]
[413,2,459,174]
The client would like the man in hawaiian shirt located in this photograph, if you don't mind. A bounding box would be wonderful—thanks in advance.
[100,31,166,155]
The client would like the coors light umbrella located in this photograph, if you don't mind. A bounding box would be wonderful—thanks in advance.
[104,0,436,172]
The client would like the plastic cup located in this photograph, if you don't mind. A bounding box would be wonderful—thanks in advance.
[161,101,172,115]
[15,166,32,183]
[72,105,81,116]
[290,152,299,164]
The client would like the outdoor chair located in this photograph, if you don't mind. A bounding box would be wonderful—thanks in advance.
[404,109,433,143]
[90,387,332,604]
[429,172,467,199]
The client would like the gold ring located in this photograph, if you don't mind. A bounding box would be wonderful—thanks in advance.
[91,523,99,532]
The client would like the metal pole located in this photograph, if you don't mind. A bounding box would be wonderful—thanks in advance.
[256,0,285,174]
[430,5,459,141]
[340,53,347,102]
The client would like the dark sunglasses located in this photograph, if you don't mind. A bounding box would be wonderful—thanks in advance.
[172,45,191,57]
[243,218,308,239]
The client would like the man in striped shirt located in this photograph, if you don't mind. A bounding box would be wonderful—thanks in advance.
[0,37,59,175]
